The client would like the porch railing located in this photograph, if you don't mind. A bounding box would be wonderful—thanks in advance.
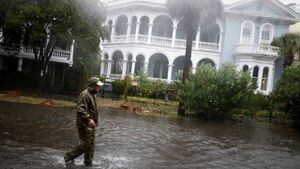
[109,35,220,53]
[235,44,279,56]
[0,44,72,65]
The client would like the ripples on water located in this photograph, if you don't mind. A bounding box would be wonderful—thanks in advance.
[0,102,300,169]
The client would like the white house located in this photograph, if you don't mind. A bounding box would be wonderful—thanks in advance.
[101,0,300,94]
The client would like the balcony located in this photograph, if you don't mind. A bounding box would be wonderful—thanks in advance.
[235,44,279,56]
[0,44,73,65]
[106,35,220,53]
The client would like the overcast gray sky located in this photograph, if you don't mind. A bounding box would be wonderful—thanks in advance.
[222,0,299,5]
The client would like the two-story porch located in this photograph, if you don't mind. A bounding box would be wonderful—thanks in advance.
[101,0,223,82]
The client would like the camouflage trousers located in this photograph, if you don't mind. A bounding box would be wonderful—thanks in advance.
[64,127,95,166]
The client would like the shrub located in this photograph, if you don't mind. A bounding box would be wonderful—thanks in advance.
[271,64,300,126]
[111,79,126,95]
[111,75,132,98]
[178,64,255,120]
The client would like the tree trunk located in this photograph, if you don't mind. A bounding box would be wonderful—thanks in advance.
[177,18,195,116]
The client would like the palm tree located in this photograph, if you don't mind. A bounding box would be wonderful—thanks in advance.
[272,33,300,68]
[166,0,223,116]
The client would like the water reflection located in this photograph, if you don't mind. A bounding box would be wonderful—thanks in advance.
[0,101,300,168]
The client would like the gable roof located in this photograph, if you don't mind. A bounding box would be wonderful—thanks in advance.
[225,0,300,20]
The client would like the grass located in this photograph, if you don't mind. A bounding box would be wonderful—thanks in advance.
[0,91,180,118]
[0,93,75,107]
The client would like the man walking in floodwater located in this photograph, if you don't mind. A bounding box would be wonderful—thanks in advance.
[64,77,103,167]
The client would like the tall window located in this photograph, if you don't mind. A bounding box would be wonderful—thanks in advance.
[243,65,249,72]
[261,67,269,91]
[260,23,274,44]
[252,66,259,88]
[240,21,254,44]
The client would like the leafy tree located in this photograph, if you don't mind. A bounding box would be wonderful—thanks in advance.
[3,0,108,77]
[178,64,254,120]
[272,33,300,68]
[271,64,300,126]
[166,0,223,116]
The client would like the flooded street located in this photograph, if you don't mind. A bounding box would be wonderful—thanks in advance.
[1,101,300,169]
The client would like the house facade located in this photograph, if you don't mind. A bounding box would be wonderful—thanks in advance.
[0,36,74,86]
[101,0,300,94]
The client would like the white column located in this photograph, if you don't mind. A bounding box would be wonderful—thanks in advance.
[218,32,223,52]
[135,22,140,42]
[167,64,173,83]
[171,25,177,47]
[100,60,105,76]
[147,23,153,44]
[195,28,201,50]
[144,61,149,76]
[111,25,116,42]
[131,60,136,74]
[107,60,112,78]
[126,22,132,42]
[121,60,127,79]
[257,66,263,91]
[69,40,75,66]
[17,58,23,72]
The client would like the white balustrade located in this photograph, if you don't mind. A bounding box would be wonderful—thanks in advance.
[235,44,279,56]
[0,44,72,64]
[138,35,148,43]
[110,73,122,80]
[112,35,127,43]
[111,35,220,53]
[198,42,220,52]
[151,36,172,46]
[148,77,168,82]
[127,35,135,42]
[174,39,186,47]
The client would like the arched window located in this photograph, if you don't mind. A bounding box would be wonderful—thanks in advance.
[261,67,269,91]
[260,23,274,44]
[197,58,216,67]
[139,16,149,35]
[135,55,145,74]
[148,53,169,79]
[252,66,259,88]
[240,21,255,44]
[112,51,124,74]
[131,16,137,34]
[115,15,128,35]
[152,15,173,38]
[242,65,249,72]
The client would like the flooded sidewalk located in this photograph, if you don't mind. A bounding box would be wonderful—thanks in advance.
[1,101,300,169]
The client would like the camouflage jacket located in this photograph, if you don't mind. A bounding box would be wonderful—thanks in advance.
[76,89,99,128]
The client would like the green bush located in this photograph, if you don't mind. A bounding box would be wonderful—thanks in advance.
[133,69,178,100]
[111,79,126,95]
[271,64,300,126]
[178,64,255,120]
[111,75,133,97]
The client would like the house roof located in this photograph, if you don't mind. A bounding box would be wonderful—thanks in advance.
[225,0,300,20]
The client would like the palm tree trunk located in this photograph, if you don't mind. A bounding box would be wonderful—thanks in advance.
[177,19,195,116]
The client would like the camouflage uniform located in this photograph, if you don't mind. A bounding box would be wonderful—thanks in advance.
[64,79,100,166]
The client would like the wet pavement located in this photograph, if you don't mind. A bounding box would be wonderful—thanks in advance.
[1,101,300,169]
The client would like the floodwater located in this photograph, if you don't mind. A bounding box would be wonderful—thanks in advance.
[0,101,300,169]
